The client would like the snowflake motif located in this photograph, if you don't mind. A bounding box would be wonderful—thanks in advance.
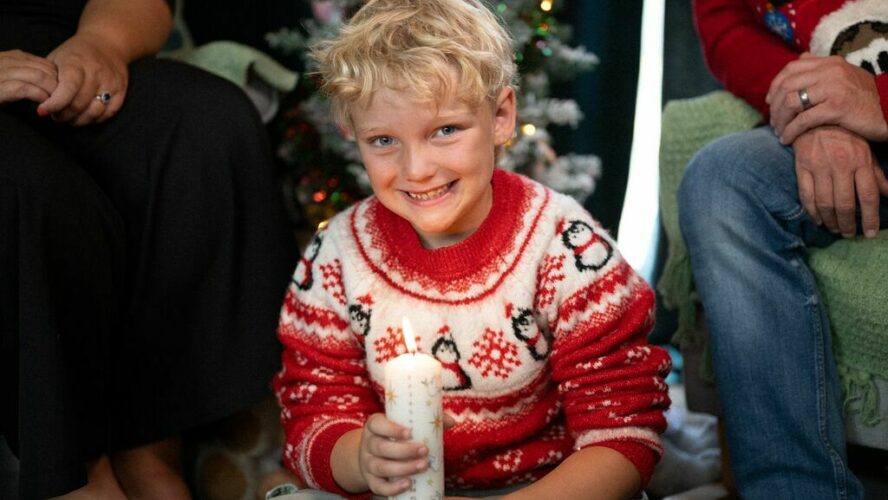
[319,259,347,305]
[537,449,563,466]
[535,254,566,311]
[290,384,318,403]
[326,394,360,410]
[492,449,523,472]
[543,424,567,441]
[293,351,310,366]
[545,404,560,423]
[624,346,652,363]
[461,449,480,465]
[468,328,521,379]
[374,326,407,364]
[311,367,336,381]
[506,473,538,485]
[589,399,620,411]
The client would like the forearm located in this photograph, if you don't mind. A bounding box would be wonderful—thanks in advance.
[504,446,640,500]
[78,0,172,63]
[331,428,367,493]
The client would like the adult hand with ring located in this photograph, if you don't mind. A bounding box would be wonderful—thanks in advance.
[766,53,887,144]
[797,88,813,111]
[38,32,128,126]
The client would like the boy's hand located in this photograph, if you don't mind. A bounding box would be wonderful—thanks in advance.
[359,413,429,497]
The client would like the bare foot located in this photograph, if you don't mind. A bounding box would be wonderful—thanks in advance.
[50,454,126,500]
[111,436,191,499]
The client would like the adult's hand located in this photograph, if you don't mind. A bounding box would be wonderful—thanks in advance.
[0,50,58,105]
[768,54,888,144]
[38,32,128,126]
[793,126,888,238]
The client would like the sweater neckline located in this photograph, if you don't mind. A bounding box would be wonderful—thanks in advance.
[353,169,543,303]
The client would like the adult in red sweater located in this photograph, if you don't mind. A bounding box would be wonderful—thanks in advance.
[271,1,671,499]
[679,0,887,498]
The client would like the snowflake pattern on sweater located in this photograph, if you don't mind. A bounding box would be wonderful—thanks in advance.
[274,169,671,499]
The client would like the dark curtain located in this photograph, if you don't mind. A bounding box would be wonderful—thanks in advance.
[663,0,719,102]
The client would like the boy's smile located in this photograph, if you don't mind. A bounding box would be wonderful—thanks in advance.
[349,83,516,249]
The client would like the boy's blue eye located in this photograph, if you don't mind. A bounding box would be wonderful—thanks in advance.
[439,125,457,136]
[371,136,395,147]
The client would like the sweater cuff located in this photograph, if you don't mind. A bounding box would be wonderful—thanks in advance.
[594,440,658,489]
[876,74,888,135]
[304,420,370,500]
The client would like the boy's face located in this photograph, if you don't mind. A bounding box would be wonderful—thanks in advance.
[349,84,516,249]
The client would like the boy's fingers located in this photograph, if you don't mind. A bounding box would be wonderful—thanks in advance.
[443,412,456,429]
[368,435,427,460]
[367,476,411,497]
[366,413,410,440]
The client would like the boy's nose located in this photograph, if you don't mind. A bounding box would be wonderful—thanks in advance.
[402,146,436,181]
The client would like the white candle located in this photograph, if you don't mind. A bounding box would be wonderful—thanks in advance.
[383,317,444,500]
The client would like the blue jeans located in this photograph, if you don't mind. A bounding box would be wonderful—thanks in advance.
[678,126,888,499]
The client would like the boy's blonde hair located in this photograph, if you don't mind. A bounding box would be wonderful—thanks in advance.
[311,0,517,126]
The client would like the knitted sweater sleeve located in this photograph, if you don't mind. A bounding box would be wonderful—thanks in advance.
[539,201,671,488]
[273,227,381,499]
[693,0,797,118]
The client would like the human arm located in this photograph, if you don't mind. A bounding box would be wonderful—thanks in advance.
[38,0,172,124]
[0,50,58,104]
[767,54,888,144]
[501,446,641,500]
[792,126,888,238]
[518,208,671,499]
[693,0,799,117]
[274,232,384,499]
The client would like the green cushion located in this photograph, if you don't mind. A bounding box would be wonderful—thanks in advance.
[658,90,888,426]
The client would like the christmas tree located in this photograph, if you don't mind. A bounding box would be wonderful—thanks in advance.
[267,0,600,229]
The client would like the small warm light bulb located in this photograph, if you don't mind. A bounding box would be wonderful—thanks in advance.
[317,219,329,231]
[522,123,537,136]
[540,0,553,12]
[402,317,417,353]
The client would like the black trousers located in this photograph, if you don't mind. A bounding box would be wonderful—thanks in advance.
[0,58,296,499]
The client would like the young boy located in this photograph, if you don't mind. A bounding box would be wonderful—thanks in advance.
[273,1,671,498]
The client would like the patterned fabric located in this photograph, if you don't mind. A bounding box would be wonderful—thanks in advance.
[274,169,671,499]
[693,0,888,120]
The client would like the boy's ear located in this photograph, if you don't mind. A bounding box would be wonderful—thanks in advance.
[493,86,517,146]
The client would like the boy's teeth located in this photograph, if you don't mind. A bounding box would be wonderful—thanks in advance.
[408,183,449,200]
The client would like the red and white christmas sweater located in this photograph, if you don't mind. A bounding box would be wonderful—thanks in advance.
[693,0,888,121]
[274,169,671,498]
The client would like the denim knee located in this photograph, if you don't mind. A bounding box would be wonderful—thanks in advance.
[678,127,796,244]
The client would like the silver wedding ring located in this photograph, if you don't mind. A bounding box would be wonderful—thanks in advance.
[96,92,112,104]
[798,88,812,110]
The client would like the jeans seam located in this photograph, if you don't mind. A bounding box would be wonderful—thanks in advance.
[798,260,849,500]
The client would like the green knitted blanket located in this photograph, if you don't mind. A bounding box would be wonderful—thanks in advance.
[658,91,888,425]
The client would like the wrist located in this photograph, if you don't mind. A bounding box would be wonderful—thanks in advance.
[331,428,367,493]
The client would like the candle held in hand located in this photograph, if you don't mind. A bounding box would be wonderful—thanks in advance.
[383,317,444,500]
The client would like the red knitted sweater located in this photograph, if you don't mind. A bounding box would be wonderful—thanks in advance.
[693,0,888,121]
[274,170,671,498]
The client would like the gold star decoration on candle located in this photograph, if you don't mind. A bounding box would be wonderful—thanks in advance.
[386,388,397,403]
[431,413,443,434]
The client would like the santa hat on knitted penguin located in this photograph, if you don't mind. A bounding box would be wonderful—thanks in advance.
[762,0,887,75]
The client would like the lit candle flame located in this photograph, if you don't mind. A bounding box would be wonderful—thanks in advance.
[402,317,417,353]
